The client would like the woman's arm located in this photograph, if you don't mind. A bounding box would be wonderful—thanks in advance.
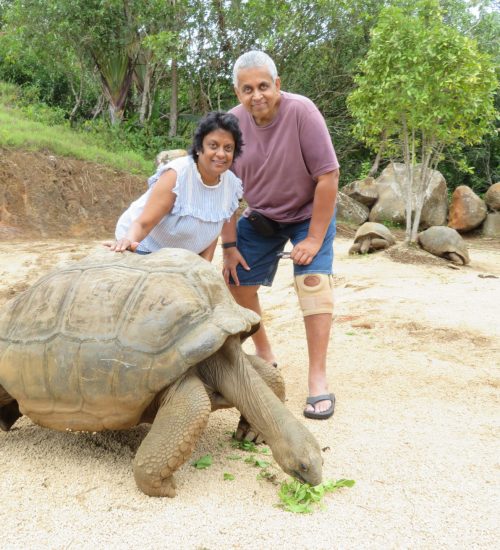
[199,237,218,262]
[109,169,177,252]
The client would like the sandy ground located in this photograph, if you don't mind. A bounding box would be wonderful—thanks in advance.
[0,235,499,549]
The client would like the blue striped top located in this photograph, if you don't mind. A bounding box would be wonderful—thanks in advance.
[115,156,242,254]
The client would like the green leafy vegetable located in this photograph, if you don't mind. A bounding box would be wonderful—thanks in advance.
[191,454,213,469]
[223,473,235,481]
[230,438,258,452]
[243,455,270,468]
[277,478,355,514]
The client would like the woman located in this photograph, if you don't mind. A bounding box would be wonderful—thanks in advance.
[107,111,244,262]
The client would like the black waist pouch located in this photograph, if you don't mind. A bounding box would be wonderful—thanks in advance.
[247,210,281,237]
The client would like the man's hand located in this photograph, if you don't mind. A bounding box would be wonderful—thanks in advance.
[290,236,322,265]
[222,248,250,285]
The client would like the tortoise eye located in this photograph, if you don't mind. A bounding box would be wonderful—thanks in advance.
[300,463,308,472]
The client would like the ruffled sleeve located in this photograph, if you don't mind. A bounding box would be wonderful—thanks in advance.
[147,158,184,188]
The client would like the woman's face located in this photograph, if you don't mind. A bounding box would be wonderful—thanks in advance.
[197,129,235,185]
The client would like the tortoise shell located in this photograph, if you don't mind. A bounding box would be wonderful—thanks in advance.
[0,248,259,431]
[418,226,470,264]
[353,222,396,245]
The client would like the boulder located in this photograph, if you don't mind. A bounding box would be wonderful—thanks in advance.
[369,163,447,228]
[336,192,370,225]
[342,177,378,207]
[482,212,500,238]
[484,182,500,211]
[448,185,487,232]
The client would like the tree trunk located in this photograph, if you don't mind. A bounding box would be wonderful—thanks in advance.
[139,63,153,125]
[91,94,105,120]
[401,117,413,242]
[169,58,178,138]
[108,104,123,125]
[69,79,83,124]
[368,149,382,177]
[368,130,386,177]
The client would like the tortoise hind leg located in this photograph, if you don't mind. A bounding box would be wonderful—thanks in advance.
[371,238,390,250]
[133,372,211,497]
[0,385,21,432]
[445,252,464,265]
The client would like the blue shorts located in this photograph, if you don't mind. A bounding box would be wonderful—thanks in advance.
[232,215,336,287]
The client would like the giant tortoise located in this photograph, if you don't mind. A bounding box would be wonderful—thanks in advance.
[0,248,322,497]
[418,226,470,265]
[349,222,396,255]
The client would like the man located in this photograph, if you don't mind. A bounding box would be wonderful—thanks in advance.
[221,50,339,420]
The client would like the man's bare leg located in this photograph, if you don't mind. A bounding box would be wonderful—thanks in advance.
[303,312,333,414]
[229,285,277,364]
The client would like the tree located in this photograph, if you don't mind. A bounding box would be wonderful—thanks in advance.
[347,0,498,242]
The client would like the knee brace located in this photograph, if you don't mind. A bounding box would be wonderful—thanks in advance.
[294,274,334,317]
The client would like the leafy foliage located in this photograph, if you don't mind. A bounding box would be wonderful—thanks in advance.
[0,99,150,175]
[0,0,497,188]
[348,0,498,240]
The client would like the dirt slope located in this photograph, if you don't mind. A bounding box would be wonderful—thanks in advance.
[0,148,145,239]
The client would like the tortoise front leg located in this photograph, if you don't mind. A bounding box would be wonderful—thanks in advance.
[359,236,371,254]
[0,385,21,432]
[133,373,211,497]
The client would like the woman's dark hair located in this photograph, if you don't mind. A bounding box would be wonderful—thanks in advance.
[189,111,244,161]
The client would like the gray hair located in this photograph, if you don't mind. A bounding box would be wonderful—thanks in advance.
[232,50,278,87]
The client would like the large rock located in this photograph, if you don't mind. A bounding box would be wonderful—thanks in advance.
[448,185,487,232]
[336,192,369,225]
[484,182,500,211]
[342,177,378,207]
[482,212,500,237]
[369,163,448,228]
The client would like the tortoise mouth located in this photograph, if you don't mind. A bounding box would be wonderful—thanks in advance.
[292,470,307,484]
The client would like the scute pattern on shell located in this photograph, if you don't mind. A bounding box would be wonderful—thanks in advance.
[0,248,259,431]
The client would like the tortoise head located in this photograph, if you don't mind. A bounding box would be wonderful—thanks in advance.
[269,417,323,486]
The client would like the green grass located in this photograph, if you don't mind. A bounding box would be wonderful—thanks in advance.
[0,84,151,176]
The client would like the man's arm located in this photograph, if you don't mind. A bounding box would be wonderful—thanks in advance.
[221,213,250,284]
[290,168,339,266]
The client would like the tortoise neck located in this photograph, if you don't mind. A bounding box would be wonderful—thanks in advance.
[198,336,287,442]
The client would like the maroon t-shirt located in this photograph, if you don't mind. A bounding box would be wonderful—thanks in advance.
[230,91,339,223]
